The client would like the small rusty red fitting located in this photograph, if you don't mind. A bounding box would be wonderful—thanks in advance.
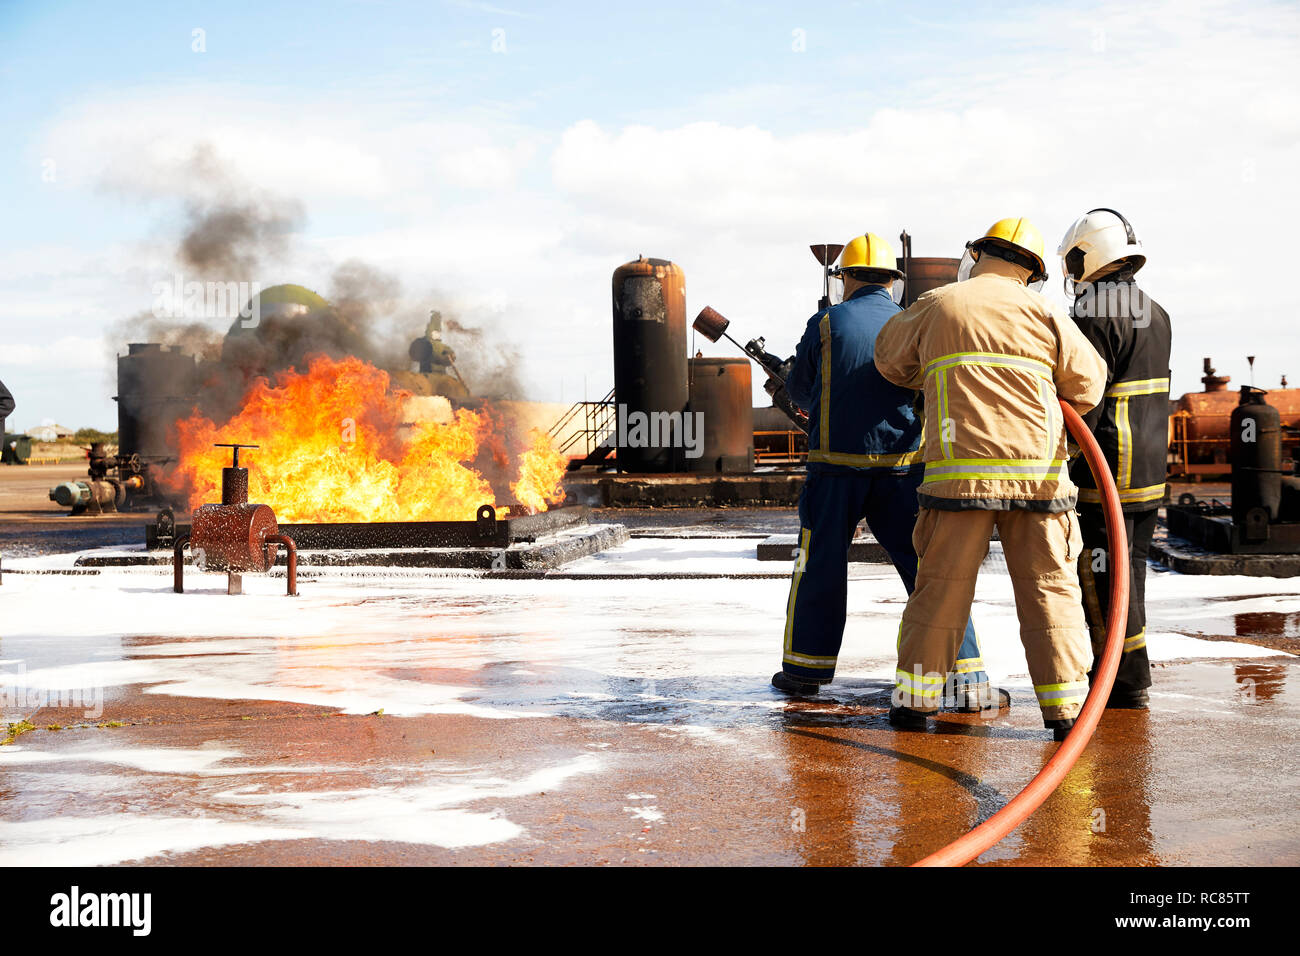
[265,533,298,597]
[171,444,299,597]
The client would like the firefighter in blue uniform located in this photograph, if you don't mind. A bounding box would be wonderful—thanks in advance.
[771,233,1004,712]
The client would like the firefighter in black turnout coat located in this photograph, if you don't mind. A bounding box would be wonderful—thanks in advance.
[1057,208,1171,708]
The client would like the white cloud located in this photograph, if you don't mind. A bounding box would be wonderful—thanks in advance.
[433,140,538,189]
[8,0,1300,427]
[5,336,107,370]
[39,88,545,206]
[42,89,389,201]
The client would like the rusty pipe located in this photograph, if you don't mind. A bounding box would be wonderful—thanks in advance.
[173,532,190,594]
[266,533,298,596]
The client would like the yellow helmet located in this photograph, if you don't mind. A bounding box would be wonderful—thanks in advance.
[833,232,904,279]
[968,217,1049,284]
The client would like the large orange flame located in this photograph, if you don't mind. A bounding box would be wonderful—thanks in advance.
[511,428,568,513]
[164,355,566,522]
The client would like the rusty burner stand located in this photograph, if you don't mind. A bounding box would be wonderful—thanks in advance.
[173,443,298,596]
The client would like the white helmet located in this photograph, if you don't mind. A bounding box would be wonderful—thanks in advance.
[1057,207,1146,296]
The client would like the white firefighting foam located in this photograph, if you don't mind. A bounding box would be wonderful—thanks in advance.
[1,536,1294,864]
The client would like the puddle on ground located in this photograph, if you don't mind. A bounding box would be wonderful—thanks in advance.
[1233,662,1290,701]
[1235,611,1300,638]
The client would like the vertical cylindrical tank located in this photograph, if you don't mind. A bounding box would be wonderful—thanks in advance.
[898,257,959,308]
[612,257,689,472]
[1230,386,1282,526]
[116,344,199,458]
[687,357,754,473]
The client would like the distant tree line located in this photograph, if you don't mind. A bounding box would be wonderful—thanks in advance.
[72,428,119,443]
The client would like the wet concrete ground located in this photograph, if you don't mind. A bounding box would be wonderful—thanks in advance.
[5,658,1296,866]
[0,464,150,559]
[2,474,1297,866]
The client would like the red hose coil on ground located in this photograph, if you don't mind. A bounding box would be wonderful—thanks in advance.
[911,398,1130,867]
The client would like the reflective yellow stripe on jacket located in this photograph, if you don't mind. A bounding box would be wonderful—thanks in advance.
[923,458,1067,484]
[937,365,952,458]
[924,351,1053,381]
[921,352,1063,483]
[1077,483,1166,505]
[1105,376,1168,493]
[1040,377,1057,461]
[808,310,924,469]
[807,449,924,467]
[1105,377,1169,398]
[818,312,831,448]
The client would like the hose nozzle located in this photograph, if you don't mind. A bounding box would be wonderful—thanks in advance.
[693,306,730,343]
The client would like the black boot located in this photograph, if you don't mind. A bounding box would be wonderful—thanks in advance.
[771,671,821,696]
[948,682,1012,713]
[889,705,929,730]
[1106,685,1149,709]
[1045,717,1075,742]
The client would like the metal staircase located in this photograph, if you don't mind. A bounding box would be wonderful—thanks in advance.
[548,387,618,471]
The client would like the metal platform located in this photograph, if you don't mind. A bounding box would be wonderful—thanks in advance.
[146,504,589,551]
[1151,534,1300,576]
[756,533,888,563]
[1166,503,1300,555]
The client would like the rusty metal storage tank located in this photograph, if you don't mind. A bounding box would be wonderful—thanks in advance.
[612,256,689,472]
[687,357,754,473]
[116,343,199,459]
[898,257,959,308]
[1230,387,1282,531]
[1170,357,1300,476]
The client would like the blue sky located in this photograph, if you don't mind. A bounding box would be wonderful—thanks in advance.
[2,0,1297,429]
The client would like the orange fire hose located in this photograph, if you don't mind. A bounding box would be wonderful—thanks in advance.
[911,398,1130,867]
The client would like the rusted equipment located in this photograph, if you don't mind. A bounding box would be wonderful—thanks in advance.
[49,479,121,514]
[172,443,298,596]
[267,534,297,596]
[693,305,731,343]
[1167,389,1300,555]
[693,306,807,433]
[118,343,198,461]
[50,343,194,514]
[899,257,959,306]
[172,532,190,593]
[1231,387,1283,531]
[687,357,754,472]
[753,423,808,465]
[612,257,689,472]
[1169,357,1300,477]
[893,232,961,308]
[1202,356,1231,392]
[152,504,589,553]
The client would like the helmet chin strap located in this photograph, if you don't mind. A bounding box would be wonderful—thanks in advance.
[976,241,1044,283]
[972,251,1031,284]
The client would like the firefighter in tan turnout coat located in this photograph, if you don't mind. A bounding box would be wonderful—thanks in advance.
[874,218,1107,741]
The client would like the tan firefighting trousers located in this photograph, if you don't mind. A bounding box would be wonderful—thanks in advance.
[895,507,1092,721]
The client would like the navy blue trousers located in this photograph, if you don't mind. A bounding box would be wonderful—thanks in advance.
[780,468,987,687]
